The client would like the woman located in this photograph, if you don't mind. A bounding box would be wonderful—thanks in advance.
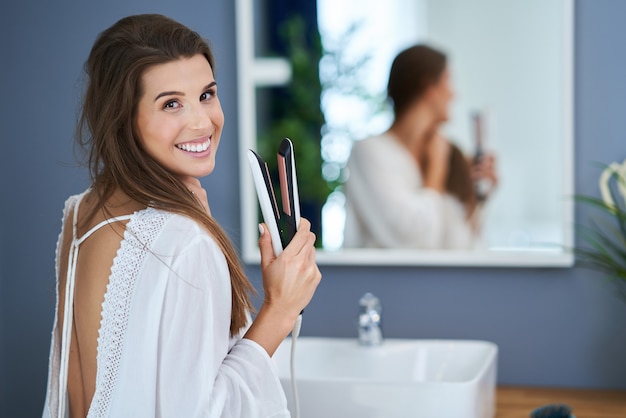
[43,14,321,417]
[343,44,495,249]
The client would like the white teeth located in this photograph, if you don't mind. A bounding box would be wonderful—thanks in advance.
[176,139,210,153]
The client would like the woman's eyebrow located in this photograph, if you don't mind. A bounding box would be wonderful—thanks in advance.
[154,81,217,102]
[154,90,183,102]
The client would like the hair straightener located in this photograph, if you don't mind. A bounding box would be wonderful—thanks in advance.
[247,137,304,418]
[247,137,301,256]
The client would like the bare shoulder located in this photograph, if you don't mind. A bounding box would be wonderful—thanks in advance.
[68,189,146,321]
[74,189,147,289]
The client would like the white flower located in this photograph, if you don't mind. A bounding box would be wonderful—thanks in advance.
[599,158,626,213]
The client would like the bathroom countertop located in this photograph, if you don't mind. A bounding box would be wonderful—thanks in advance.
[496,386,626,418]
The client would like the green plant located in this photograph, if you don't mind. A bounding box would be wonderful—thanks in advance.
[256,15,330,246]
[258,15,329,205]
[576,160,626,301]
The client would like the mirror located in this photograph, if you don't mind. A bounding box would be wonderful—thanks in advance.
[236,0,574,266]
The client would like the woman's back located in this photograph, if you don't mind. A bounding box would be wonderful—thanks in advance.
[56,190,144,416]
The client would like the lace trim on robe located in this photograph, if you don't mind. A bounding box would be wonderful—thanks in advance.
[87,207,172,417]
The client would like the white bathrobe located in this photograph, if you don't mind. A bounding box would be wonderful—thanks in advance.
[344,134,478,250]
[43,192,289,418]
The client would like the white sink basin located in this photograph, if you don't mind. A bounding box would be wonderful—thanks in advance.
[273,337,497,418]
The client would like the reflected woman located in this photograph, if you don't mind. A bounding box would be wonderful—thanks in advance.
[343,44,496,249]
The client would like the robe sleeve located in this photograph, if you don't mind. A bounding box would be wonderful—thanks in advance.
[154,229,289,418]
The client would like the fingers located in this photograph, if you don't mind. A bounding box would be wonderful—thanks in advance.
[281,218,317,257]
[259,218,316,262]
[259,218,317,273]
[486,154,498,184]
[258,224,276,269]
[474,154,498,184]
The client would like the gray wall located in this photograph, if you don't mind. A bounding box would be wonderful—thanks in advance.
[1,0,626,416]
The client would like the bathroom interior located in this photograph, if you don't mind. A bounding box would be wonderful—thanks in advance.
[1,0,626,417]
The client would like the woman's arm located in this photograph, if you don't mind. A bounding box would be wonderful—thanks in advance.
[244,219,321,357]
[421,133,451,193]
[152,222,310,418]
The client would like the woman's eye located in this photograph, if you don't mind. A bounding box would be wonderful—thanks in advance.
[164,100,181,109]
[200,89,217,101]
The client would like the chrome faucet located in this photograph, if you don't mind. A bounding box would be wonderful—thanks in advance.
[358,292,383,346]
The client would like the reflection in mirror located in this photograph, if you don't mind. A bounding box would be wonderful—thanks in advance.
[236,0,574,266]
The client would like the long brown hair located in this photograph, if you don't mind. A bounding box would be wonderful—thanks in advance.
[387,44,447,119]
[77,14,254,336]
[446,143,477,218]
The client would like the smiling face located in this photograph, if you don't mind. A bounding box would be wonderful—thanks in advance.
[135,54,224,179]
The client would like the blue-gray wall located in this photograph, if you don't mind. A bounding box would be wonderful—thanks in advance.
[1,0,625,416]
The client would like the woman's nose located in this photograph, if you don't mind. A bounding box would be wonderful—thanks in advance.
[188,104,211,130]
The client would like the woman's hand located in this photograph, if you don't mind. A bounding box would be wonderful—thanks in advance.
[472,153,498,198]
[258,218,321,317]
[422,133,451,193]
[473,153,498,184]
[244,218,321,356]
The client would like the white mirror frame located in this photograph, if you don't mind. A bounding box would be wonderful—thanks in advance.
[236,0,575,267]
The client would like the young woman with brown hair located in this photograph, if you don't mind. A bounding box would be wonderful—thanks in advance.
[43,14,321,417]
[344,44,496,249]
